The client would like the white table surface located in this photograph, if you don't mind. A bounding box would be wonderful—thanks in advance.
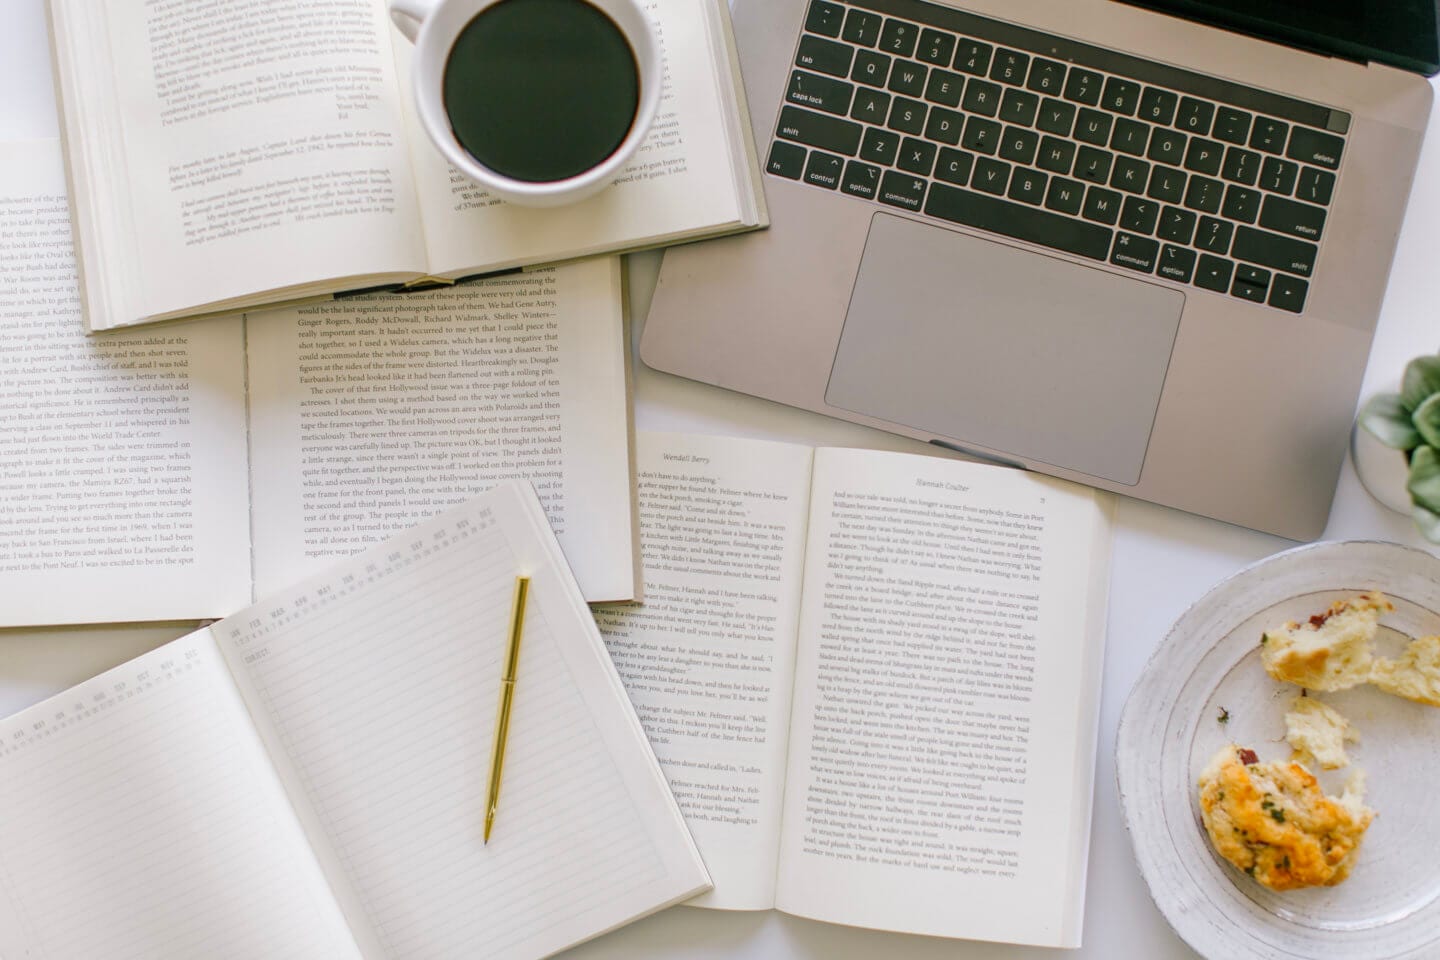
[3,2,1438,957]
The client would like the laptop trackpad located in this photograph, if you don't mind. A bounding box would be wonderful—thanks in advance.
[826,214,1184,486]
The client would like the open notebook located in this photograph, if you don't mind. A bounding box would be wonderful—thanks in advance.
[0,482,709,959]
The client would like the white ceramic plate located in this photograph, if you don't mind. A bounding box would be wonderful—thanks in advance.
[1117,540,1440,959]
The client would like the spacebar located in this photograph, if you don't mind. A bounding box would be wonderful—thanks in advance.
[923,183,1113,261]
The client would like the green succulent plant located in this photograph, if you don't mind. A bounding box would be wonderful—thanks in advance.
[1358,352,1440,542]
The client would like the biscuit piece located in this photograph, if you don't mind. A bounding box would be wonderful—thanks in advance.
[1260,592,1393,692]
[1284,696,1358,770]
[1370,634,1440,707]
[1198,745,1374,890]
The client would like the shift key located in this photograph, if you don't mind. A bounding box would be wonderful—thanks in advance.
[777,105,863,156]
[1232,225,1316,277]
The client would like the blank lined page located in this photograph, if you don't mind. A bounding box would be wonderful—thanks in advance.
[215,481,709,960]
[0,631,362,960]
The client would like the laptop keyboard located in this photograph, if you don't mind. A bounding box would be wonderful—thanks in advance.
[766,0,1349,314]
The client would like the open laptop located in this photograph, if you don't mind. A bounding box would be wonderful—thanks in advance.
[640,0,1437,540]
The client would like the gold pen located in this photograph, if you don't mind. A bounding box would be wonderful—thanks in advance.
[485,575,530,845]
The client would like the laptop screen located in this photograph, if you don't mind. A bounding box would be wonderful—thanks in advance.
[1121,0,1440,75]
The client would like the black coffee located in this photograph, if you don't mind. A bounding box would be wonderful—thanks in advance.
[443,0,640,183]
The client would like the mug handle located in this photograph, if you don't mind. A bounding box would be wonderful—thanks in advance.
[389,0,440,43]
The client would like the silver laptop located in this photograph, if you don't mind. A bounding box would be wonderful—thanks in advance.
[641,0,1437,540]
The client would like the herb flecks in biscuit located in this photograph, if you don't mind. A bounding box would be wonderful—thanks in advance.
[1260,593,1393,692]
[1198,745,1374,891]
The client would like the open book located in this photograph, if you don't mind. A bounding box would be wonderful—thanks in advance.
[0,481,710,959]
[0,140,637,626]
[595,432,1114,948]
[46,0,765,332]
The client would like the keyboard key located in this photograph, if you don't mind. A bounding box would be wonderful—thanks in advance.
[1222,185,1262,224]
[796,36,853,78]
[1183,138,1223,176]
[1232,263,1270,303]
[1260,156,1298,195]
[1027,58,1067,95]
[1195,254,1234,292]
[1037,98,1077,136]
[1000,88,1039,126]
[1287,126,1343,169]
[1112,232,1160,272]
[1076,109,1114,146]
[1251,117,1289,154]
[924,107,964,145]
[1297,166,1336,206]
[766,141,806,179]
[879,19,918,57]
[1139,88,1178,125]
[1175,97,1213,134]
[841,159,881,198]
[991,48,1030,85]
[999,126,1039,165]
[1260,194,1326,240]
[1111,156,1150,194]
[777,105,862,155]
[1221,146,1260,185]
[1195,216,1233,253]
[1038,136,1076,174]
[1268,273,1309,312]
[1083,186,1122,225]
[1184,176,1223,213]
[879,170,927,210]
[852,50,891,87]
[805,0,844,37]
[859,126,899,165]
[1214,106,1251,145]
[962,115,1001,154]
[898,137,937,175]
[935,147,974,185]
[887,97,927,135]
[1045,176,1085,215]
[1103,77,1141,115]
[925,182,1114,260]
[842,8,881,47]
[1111,118,1150,156]
[888,61,928,97]
[851,88,891,125]
[954,40,993,76]
[788,70,855,116]
[1158,244,1197,282]
[1147,166,1186,204]
[1075,146,1113,184]
[972,156,1012,195]
[1121,196,1159,234]
[917,28,956,66]
[1010,168,1048,205]
[925,69,965,107]
[1148,128,1186,166]
[1064,67,1104,106]
[963,79,1002,117]
[804,150,845,189]
[1158,206,1196,244]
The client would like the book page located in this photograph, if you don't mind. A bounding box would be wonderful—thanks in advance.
[51,0,427,328]
[595,432,813,910]
[774,449,1112,948]
[245,258,635,602]
[213,482,709,960]
[400,0,747,276]
[0,140,252,626]
[0,631,362,960]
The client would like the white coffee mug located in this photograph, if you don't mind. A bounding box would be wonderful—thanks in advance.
[390,0,663,207]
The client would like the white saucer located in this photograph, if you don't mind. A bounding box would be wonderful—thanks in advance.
[1117,540,1440,959]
